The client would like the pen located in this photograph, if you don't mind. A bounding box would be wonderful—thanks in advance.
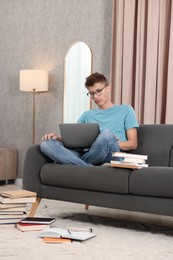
[68,227,93,233]
[67,229,71,234]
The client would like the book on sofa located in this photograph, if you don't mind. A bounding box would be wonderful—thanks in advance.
[110,160,148,169]
[112,152,148,160]
[110,152,148,169]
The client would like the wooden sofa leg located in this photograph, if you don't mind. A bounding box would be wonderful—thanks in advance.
[28,197,42,217]
[85,204,89,210]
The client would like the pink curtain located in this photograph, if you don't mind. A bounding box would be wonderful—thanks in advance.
[111,0,173,124]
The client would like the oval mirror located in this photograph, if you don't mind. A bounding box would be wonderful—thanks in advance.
[63,42,92,123]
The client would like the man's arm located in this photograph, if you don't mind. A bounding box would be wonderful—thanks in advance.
[118,128,138,151]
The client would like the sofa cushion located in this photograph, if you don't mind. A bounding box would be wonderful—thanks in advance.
[40,164,132,194]
[133,124,173,166]
[129,167,173,198]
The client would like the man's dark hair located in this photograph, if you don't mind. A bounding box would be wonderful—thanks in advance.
[85,72,109,87]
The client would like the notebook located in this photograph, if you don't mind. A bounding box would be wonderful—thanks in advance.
[59,123,100,149]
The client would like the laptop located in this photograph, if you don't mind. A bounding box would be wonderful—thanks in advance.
[59,123,100,149]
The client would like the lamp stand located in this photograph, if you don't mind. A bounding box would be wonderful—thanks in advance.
[32,89,36,144]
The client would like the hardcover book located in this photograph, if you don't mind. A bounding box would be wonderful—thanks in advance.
[0,190,36,199]
[112,152,148,160]
[0,207,26,212]
[20,217,56,225]
[43,237,72,243]
[0,218,22,224]
[16,222,51,232]
[0,196,36,204]
[0,213,26,219]
[0,203,26,209]
[110,160,148,169]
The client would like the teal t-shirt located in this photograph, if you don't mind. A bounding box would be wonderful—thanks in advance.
[77,105,139,141]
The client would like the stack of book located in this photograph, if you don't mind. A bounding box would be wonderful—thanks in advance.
[16,217,56,232]
[110,152,148,169]
[0,189,37,225]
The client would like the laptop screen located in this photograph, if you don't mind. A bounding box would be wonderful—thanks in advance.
[59,123,100,149]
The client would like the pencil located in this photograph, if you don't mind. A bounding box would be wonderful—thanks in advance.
[68,227,93,232]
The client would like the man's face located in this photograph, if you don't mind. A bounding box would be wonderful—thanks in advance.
[87,82,111,108]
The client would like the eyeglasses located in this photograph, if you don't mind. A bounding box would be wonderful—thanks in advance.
[87,85,108,98]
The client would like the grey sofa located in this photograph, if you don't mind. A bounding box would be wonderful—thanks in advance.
[23,124,173,217]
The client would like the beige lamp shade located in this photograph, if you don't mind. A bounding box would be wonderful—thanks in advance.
[20,70,48,92]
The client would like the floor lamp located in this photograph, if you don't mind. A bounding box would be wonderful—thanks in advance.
[19,70,48,144]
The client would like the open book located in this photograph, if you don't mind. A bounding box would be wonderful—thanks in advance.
[39,227,96,241]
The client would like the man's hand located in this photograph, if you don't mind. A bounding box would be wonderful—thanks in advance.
[41,133,62,142]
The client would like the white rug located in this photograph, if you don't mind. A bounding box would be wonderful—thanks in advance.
[1,198,173,260]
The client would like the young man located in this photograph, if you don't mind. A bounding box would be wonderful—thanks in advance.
[40,72,139,166]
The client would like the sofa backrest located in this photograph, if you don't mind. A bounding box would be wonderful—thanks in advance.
[132,124,173,167]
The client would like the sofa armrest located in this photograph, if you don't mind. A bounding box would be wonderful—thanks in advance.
[22,144,53,194]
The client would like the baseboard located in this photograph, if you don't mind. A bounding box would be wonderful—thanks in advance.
[15,178,22,186]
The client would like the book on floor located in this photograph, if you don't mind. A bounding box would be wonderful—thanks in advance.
[39,227,96,241]
[0,207,26,213]
[0,203,27,209]
[0,218,23,224]
[20,217,56,225]
[16,222,51,232]
[0,195,36,204]
[0,190,36,199]
[0,210,26,215]
[42,237,72,243]
[0,213,26,219]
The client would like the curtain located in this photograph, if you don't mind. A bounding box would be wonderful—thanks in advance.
[111,0,173,124]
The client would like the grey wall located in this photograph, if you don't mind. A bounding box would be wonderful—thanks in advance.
[0,0,113,178]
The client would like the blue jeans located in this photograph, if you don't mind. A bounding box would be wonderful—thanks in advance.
[40,129,120,166]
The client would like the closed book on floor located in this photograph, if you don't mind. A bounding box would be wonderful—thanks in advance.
[0,210,26,215]
[20,217,56,225]
[0,196,36,204]
[0,190,36,199]
[0,218,22,224]
[0,203,26,209]
[16,222,51,232]
[0,207,26,212]
[0,213,26,219]
[43,237,72,243]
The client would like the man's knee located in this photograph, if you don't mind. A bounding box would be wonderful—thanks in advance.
[40,140,48,153]
[99,129,115,140]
